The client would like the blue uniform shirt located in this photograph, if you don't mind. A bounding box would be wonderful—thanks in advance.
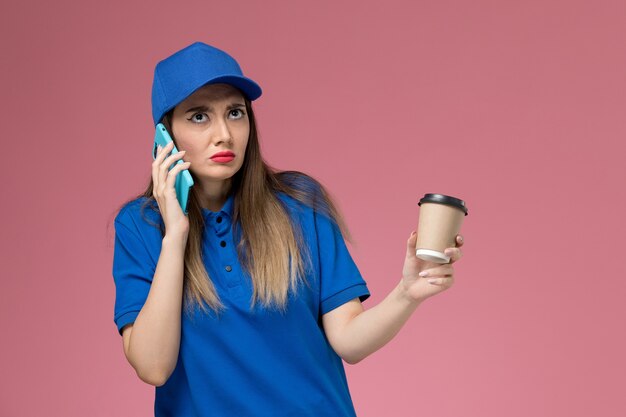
[112,191,371,416]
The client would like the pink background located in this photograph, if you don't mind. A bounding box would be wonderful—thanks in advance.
[2,0,625,416]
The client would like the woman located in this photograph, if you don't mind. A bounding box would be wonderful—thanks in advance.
[112,41,464,416]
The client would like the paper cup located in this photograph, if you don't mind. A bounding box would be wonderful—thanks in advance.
[415,193,468,263]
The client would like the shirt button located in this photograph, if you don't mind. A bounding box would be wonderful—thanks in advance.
[225,265,232,272]
[220,241,226,247]
[216,216,222,223]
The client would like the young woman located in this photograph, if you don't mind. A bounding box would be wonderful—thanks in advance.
[112,41,464,417]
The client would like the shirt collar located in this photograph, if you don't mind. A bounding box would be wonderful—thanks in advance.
[201,192,235,220]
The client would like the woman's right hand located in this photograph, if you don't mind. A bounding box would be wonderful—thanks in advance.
[152,141,191,237]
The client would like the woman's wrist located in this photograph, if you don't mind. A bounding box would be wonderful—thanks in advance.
[398,278,427,305]
[163,232,188,249]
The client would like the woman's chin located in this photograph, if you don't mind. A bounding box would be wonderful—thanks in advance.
[193,168,239,181]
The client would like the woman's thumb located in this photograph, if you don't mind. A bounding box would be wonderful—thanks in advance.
[406,230,417,254]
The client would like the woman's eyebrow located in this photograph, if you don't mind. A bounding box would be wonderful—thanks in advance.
[184,103,245,114]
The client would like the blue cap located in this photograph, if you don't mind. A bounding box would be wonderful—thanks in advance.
[151,42,262,126]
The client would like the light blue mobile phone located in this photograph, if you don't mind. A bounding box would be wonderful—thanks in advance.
[153,123,194,214]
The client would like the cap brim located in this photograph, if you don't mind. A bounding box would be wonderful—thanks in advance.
[154,75,262,126]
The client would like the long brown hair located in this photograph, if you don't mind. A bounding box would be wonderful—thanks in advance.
[108,96,355,321]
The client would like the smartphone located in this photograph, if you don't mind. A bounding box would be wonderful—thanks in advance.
[153,123,194,214]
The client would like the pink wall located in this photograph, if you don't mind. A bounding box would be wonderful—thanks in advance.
[2,0,625,416]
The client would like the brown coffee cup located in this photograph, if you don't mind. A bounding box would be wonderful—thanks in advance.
[415,193,468,264]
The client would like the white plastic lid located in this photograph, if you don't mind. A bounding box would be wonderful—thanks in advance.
[415,248,450,264]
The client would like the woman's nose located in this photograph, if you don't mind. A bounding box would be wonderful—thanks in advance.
[214,118,233,144]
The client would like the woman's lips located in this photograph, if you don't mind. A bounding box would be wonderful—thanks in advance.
[210,151,235,163]
[211,156,234,163]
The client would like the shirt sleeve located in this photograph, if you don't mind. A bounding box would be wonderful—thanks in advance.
[314,208,370,315]
[112,210,157,336]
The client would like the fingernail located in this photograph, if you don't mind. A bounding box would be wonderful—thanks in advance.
[157,145,162,152]
[419,271,428,277]
[428,279,437,284]
[411,231,416,236]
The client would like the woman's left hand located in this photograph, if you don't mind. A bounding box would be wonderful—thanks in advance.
[400,231,464,303]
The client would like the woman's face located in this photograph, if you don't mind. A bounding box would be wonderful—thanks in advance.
[170,83,250,191]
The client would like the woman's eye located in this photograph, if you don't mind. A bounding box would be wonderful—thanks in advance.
[189,113,208,123]
[229,109,245,119]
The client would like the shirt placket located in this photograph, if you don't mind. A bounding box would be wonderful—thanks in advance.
[211,214,242,291]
